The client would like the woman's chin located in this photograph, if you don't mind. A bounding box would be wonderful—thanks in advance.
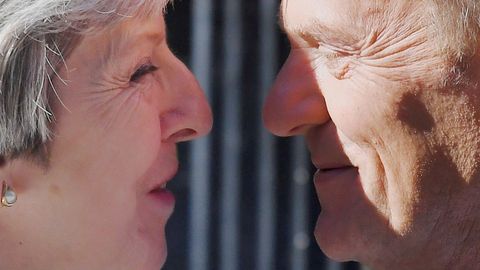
[127,221,169,270]
[148,249,168,270]
[135,237,168,270]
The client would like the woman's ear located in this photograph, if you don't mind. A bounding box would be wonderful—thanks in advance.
[0,157,18,207]
[0,156,10,181]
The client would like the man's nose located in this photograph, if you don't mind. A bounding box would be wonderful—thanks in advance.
[160,56,213,143]
[263,50,330,137]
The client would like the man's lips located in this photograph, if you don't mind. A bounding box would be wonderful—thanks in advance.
[311,157,356,182]
[316,166,353,172]
[312,159,353,172]
[314,166,355,175]
[313,166,357,186]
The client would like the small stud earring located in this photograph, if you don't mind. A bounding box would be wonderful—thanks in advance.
[1,180,17,207]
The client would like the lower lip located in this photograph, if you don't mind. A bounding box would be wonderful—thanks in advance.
[148,189,176,209]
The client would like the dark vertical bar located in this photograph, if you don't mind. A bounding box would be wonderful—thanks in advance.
[257,0,278,270]
[188,1,214,270]
[219,0,242,269]
[289,137,310,270]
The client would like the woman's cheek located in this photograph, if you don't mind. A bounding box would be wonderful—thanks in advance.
[112,99,162,169]
[73,85,163,181]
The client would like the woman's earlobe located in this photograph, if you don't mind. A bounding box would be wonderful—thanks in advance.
[0,157,17,207]
[1,180,17,207]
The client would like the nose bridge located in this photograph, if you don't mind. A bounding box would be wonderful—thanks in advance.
[159,55,213,143]
[263,50,330,136]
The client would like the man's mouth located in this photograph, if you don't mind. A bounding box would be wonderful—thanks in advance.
[319,166,352,173]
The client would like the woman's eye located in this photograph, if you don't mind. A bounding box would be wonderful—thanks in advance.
[129,64,158,83]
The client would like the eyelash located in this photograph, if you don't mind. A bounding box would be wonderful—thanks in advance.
[129,62,158,83]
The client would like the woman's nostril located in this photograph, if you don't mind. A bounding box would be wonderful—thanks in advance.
[168,128,197,142]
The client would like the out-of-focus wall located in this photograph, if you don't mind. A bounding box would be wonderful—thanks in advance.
[164,1,363,270]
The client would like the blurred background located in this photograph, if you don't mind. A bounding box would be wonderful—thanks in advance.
[164,1,366,270]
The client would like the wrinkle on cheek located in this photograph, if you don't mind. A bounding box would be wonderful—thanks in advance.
[368,138,392,218]
[325,56,355,80]
[88,88,145,133]
[310,45,358,81]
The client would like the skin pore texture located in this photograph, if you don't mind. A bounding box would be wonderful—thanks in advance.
[0,12,212,270]
[264,0,480,269]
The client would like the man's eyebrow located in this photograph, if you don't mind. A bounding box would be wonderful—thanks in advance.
[278,2,363,46]
[280,18,364,48]
[295,22,363,46]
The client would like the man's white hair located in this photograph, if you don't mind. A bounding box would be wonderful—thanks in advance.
[429,0,480,66]
[0,0,170,161]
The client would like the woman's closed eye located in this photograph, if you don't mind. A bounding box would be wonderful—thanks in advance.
[130,63,158,83]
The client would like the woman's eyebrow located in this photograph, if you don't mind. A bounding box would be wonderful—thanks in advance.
[101,29,166,68]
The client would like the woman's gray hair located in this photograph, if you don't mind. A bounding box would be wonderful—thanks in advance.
[0,0,170,161]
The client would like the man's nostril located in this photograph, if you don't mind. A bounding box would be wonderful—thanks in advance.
[289,124,311,135]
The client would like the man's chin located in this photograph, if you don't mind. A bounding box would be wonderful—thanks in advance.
[314,212,358,262]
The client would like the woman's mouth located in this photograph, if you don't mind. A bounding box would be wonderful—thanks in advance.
[143,163,178,218]
[148,182,176,208]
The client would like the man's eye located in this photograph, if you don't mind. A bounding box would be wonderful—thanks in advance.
[129,64,158,83]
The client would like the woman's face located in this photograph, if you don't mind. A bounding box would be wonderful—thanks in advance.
[0,13,212,270]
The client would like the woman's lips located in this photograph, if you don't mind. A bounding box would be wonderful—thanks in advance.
[145,170,178,217]
[143,161,178,214]
[146,186,176,219]
[149,187,176,206]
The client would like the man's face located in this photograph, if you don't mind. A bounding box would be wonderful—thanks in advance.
[264,0,480,268]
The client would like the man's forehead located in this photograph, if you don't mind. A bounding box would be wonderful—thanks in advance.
[280,0,365,45]
[279,0,404,45]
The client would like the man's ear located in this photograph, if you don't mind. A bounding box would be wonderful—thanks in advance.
[452,47,480,94]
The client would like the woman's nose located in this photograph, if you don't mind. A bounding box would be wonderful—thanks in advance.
[262,50,330,137]
[160,57,213,143]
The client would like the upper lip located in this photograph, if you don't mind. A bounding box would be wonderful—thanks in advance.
[147,161,179,193]
[305,123,353,171]
[312,159,352,171]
